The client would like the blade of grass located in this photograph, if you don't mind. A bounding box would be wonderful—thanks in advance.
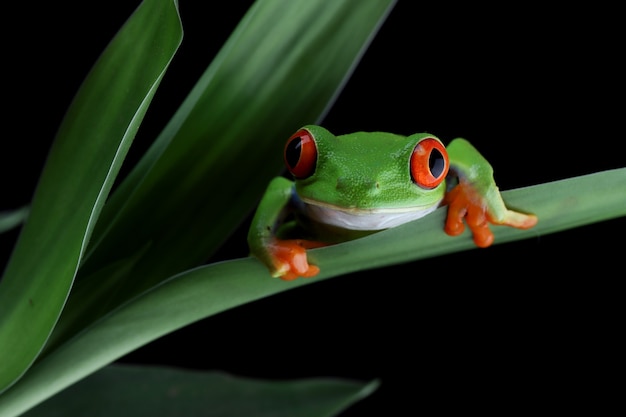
[0,0,182,392]
[1,169,623,415]
[22,364,379,417]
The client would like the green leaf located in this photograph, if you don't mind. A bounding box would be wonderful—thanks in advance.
[22,364,378,417]
[1,169,623,416]
[42,246,151,355]
[44,0,397,368]
[78,0,397,302]
[0,206,28,234]
[0,0,182,393]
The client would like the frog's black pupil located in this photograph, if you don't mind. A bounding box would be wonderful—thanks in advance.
[285,137,302,169]
[429,149,445,178]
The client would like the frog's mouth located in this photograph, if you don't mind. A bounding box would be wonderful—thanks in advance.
[300,197,442,231]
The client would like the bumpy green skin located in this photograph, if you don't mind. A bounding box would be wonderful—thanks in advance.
[294,125,446,211]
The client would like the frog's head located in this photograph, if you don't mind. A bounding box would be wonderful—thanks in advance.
[283,125,449,230]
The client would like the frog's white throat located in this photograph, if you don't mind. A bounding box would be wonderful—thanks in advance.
[300,198,441,231]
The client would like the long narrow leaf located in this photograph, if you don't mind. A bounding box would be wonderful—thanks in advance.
[46,0,397,363]
[79,0,397,299]
[0,0,182,392]
[1,169,623,416]
[22,364,379,417]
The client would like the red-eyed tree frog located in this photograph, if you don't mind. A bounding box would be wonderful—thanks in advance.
[248,125,538,280]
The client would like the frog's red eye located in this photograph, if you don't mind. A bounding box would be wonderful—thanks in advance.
[284,129,318,179]
[410,137,449,189]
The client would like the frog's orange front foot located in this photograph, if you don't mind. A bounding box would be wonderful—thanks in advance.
[266,239,327,281]
[443,182,538,248]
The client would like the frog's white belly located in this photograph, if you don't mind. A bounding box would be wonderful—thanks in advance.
[301,198,441,231]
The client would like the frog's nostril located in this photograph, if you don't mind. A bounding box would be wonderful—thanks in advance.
[335,177,348,191]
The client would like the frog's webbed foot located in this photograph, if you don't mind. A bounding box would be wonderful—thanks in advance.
[443,181,538,248]
[266,239,327,281]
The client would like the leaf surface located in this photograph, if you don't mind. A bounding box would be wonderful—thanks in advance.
[2,169,623,416]
[22,364,378,417]
[80,0,397,298]
[0,0,182,392]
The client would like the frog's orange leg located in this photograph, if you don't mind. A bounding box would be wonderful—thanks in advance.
[266,239,327,281]
[443,181,538,248]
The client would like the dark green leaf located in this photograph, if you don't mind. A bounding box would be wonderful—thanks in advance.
[22,364,378,417]
[46,0,396,367]
[0,0,182,393]
[2,169,622,415]
[79,0,397,301]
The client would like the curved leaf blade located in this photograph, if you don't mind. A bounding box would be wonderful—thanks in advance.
[0,0,182,392]
[80,0,398,296]
[37,0,398,380]
[22,364,379,417]
[0,169,623,416]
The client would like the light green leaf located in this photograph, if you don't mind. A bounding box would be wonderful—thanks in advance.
[22,364,378,417]
[1,169,623,416]
[0,0,182,393]
[0,207,28,234]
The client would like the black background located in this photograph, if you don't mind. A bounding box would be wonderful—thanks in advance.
[2,1,624,415]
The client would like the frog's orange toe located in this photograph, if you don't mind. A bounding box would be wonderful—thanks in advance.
[470,227,494,248]
[267,239,323,281]
[500,212,538,229]
[444,216,465,236]
[464,201,495,247]
[443,185,468,236]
